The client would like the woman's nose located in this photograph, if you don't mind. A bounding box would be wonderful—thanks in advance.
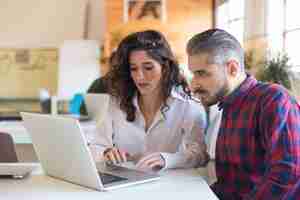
[135,69,145,80]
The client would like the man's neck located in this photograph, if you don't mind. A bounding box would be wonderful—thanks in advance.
[227,72,247,95]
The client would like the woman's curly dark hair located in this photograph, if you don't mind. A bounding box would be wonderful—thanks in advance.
[107,30,191,122]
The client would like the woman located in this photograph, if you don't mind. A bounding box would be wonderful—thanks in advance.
[90,30,208,172]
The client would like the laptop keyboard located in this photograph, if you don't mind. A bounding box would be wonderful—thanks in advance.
[98,172,127,185]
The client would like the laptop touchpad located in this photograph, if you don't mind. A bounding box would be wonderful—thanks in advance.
[99,172,127,185]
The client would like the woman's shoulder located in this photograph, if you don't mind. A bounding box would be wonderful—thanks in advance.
[169,89,205,116]
[171,87,203,105]
[105,95,121,111]
[105,95,129,120]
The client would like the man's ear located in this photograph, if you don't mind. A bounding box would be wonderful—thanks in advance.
[226,59,240,77]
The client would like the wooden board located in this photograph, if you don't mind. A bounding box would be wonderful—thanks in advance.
[0,48,58,98]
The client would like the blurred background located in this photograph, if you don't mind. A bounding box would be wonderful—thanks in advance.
[1,0,299,116]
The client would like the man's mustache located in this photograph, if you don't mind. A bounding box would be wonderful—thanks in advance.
[193,88,207,95]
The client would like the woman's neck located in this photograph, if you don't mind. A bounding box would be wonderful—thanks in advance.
[138,90,163,132]
[138,90,163,131]
[138,91,163,114]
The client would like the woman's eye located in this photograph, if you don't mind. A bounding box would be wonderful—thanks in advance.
[144,65,154,71]
[130,67,137,71]
[145,67,153,71]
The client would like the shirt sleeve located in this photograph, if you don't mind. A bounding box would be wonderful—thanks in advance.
[161,100,209,169]
[244,88,300,200]
[88,98,115,162]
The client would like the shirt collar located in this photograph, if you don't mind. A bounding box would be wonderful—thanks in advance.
[218,74,257,110]
[133,87,187,106]
[170,87,188,102]
[133,87,188,118]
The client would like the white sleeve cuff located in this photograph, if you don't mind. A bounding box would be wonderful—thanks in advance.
[160,152,184,169]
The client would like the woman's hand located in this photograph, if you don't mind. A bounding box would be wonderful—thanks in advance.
[103,147,130,165]
[136,152,165,172]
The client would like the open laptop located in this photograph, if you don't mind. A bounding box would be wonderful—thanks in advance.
[0,163,38,179]
[60,93,109,122]
[84,93,110,121]
[21,112,159,191]
[0,131,38,179]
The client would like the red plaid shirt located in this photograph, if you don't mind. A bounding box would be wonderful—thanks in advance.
[211,75,300,200]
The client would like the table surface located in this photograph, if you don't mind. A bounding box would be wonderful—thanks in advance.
[0,166,218,200]
[0,121,218,199]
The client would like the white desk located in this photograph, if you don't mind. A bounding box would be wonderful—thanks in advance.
[0,167,218,200]
[0,121,218,199]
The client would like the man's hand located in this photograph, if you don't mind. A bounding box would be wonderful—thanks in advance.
[103,148,130,165]
[136,152,165,172]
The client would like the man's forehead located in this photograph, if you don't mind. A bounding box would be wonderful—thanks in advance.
[188,53,212,69]
[188,53,210,64]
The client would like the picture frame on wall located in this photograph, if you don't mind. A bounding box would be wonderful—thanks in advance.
[124,0,166,22]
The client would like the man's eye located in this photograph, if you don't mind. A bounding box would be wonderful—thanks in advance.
[195,71,204,76]
[130,67,137,71]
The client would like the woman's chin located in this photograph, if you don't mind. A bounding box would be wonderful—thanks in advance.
[138,88,152,96]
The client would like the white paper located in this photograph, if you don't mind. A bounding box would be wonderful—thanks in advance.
[57,40,100,99]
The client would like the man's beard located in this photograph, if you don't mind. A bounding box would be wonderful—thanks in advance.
[194,83,228,106]
[214,84,228,104]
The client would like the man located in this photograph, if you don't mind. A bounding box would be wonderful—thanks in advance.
[187,28,300,200]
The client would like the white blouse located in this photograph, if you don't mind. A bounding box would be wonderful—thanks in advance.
[89,89,207,169]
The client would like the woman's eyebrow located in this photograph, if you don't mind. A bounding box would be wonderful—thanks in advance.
[142,61,154,65]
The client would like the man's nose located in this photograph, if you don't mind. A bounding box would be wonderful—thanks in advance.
[190,79,201,91]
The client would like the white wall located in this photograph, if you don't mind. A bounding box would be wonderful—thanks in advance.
[0,0,105,47]
[244,0,267,41]
[86,0,106,41]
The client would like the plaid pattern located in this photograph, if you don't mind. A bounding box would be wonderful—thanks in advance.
[211,75,300,200]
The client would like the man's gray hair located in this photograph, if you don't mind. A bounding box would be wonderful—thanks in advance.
[186,29,245,70]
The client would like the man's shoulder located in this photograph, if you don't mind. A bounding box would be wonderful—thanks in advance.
[251,81,288,97]
[250,81,296,105]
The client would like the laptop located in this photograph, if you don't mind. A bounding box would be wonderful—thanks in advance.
[84,93,110,121]
[0,163,38,179]
[21,112,160,191]
[59,93,109,122]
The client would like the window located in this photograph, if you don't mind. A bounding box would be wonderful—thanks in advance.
[268,0,300,71]
[284,0,300,71]
[215,0,245,45]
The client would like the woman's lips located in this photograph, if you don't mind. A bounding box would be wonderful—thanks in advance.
[137,83,149,88]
